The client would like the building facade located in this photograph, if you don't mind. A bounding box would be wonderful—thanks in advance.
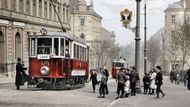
[69,0,117,71]
[69,0,103,70]
[0,0,70,77]
[164,0,190,72]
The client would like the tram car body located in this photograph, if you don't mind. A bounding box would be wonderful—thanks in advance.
[28,30,89,89]
[111,58,128,78]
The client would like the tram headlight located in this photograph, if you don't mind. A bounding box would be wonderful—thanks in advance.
[40,66,49,75]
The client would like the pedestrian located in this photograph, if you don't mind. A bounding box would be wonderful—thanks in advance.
[15,57,25,90]
[90,69,98,93]
[124,75,130,97]
[97,70,107,98]
[186,69,190,90]
[103,65,109,94]
[170,70,174,83]
[143,73,150,94]
[116,68,126,99]
[130,67,139,96]
[150,69,156,95]
[155,66,165,98]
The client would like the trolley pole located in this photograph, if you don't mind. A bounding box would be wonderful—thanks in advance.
[144,2,147,75]
[135,0,141,74]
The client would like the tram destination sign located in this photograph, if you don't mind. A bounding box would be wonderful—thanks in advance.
[37,54,50,59]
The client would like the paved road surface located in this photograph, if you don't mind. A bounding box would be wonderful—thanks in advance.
[0,76,189,107]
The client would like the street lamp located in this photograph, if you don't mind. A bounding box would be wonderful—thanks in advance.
[135,0,141,74]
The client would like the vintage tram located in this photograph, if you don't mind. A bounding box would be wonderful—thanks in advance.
[111,58,128,78]
[27,29,89,89]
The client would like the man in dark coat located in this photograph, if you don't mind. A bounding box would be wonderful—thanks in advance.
[155,65,165,98]
[90,69,98,93]
[98,70,107,98]
[103,66,109,94]
[130,67,139,96]
[15,57,25,90]
[116,68,126,99]
[186,69,190,90]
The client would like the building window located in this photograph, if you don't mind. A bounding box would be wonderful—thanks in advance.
[39,0,42,17]
[0,31,4,65]
[54,5,56,20]
[63,7,65,22]
[19,0,24,13]
[44,2,47,18]
[12,0,16,11]
[33,0,36,16]
[15,32,22,60]
[58,6,60,20]
[26,0,30,14]
[2,0,7,9]
[49,3,52,20]
[171,15,176,24]
[67,9,69,23]
[80,17,85,26]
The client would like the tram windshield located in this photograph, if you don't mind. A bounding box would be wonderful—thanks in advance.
[37,38,52,54]
[113,62,125,68]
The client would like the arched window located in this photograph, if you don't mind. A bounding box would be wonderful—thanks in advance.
[0,31,5,73]
[15,32,21,60]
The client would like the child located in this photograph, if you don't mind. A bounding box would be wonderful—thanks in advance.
[124,75,130,97]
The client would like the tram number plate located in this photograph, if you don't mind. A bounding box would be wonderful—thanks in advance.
[41,61,50,66]
[37,54,50,59]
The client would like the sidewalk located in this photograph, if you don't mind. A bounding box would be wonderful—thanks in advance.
[0,74,15,84]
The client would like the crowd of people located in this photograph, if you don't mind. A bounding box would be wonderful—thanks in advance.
[142,66,165,98]
[90,65,166,99]
[169,69,190,90]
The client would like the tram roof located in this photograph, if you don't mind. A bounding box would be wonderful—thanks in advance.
[29,32,87,45]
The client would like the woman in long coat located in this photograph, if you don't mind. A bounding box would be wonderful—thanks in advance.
[150,69,157,94]
[15,58,25,90]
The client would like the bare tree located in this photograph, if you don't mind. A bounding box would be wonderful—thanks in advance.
[108,43,121,63]
[93,39,120,69]
[147,38,161,68]
[170,22,190,69]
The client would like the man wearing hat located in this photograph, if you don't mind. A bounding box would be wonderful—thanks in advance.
[155,65,165,98]
[15,57,25,90]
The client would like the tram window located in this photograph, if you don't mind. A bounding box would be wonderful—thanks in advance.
[114,62,124,67]
[77,45,79,59]
[82,47,85,60]
[31,38,35,56]
[74,44,77,59]
[65,39,69,49]
[79,46,81,59]
[84,48,86,60]
[37,38,52,54]
[86,48,89,60]
[60,38,64,56]
[54,38,59,56]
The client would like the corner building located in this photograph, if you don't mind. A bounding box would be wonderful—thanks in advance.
[0,0,70,77]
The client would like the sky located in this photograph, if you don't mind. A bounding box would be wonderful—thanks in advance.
[85,0,180,46]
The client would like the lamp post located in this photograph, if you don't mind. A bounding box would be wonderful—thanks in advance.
[135,0,141,74]
[144,2,147,75]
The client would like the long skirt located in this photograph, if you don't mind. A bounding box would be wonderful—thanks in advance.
[187,80,190,90]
